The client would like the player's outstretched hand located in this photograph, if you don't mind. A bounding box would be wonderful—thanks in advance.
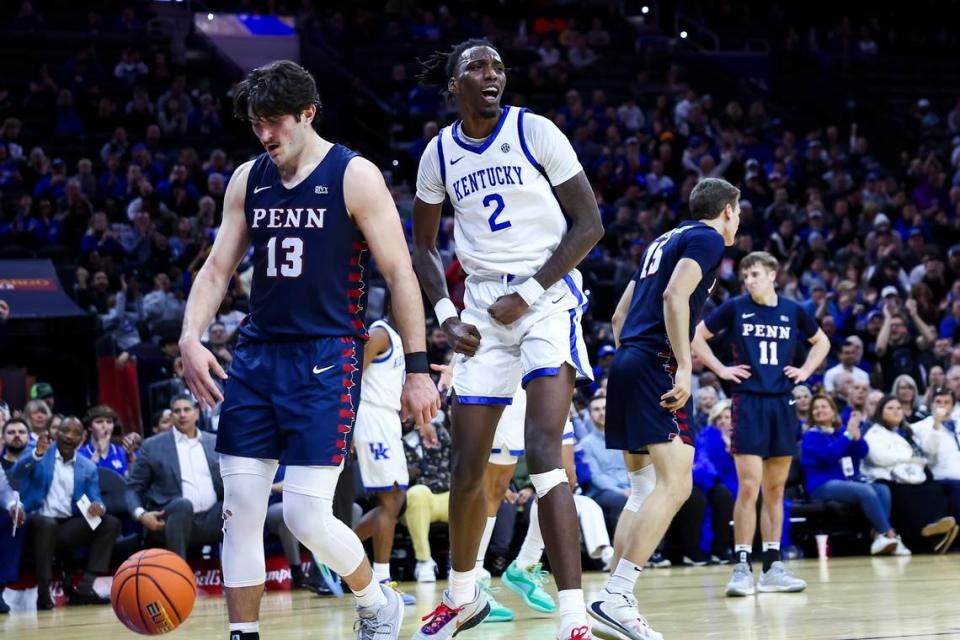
[660,368,691,411]
[487,293,529,325]
[401,373,442,427]
[783,366,809,383]
[180,337,227,409]
[442,318,482,357]
[718,364,751,383]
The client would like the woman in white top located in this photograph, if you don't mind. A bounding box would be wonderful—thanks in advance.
[862,395,957,553]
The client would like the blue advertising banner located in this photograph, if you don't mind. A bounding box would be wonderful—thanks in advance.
[0,260,85,318]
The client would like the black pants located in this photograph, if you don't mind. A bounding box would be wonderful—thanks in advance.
[667,487,706,558]
[26,513,121,588]
[707,484,735,556]
[882,479,950,551]
[149,498,223,559]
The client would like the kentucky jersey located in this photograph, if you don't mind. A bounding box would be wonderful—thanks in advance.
[416,106,583,279]
[240,145,369,341]
[359,319,404,412]
[704,294,819,395]
[619,221,725,349]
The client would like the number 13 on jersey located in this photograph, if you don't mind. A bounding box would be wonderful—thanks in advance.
[266,236,303,277]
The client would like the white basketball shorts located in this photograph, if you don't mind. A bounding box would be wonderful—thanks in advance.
[453,269,593,405]
[353,403,409,491]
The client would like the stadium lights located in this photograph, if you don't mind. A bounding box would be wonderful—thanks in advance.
[680,30,688,39]
[641,6,650,14]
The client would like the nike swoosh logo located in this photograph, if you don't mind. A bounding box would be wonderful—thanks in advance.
[313,364,335,374]
[742,313,755,319]
[588,601,633,636]
[254,186,272,193]
[551,295,564,304]
[450,156,465,165]
[789,399,797,406]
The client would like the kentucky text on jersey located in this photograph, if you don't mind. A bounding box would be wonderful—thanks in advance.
[451,166,524,201]
[742,324,792,339]
[251,208,325,229]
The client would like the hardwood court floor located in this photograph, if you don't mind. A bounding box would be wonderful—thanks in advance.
[5,556,960,639]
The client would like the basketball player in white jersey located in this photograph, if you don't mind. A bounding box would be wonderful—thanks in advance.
[478,383,615,623]
[411,39,604,640]
[353,307,425,606]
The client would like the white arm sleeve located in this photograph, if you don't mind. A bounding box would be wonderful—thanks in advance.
[522,113,583,186]
[415,136,447,205]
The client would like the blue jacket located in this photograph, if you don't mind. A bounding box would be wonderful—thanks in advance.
[694,426,738,496]
[800,426,869,495]
[11,445,102,516]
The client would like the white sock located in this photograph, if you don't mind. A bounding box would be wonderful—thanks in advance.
[449,568,476,607]
[373,562,391,583]
[762,541,781,552]
[229,622,260,633]
[605,558,642,595]
[475,516,496,572]
[558,589,587,630]
[354,575,387,609]
[514,499,544,569]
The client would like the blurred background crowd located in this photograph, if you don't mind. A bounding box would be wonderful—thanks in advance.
[3,0,960,609]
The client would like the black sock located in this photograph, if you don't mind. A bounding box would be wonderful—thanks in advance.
[736,548,752,567]
[229,633,259,640]
[762,548,781,573]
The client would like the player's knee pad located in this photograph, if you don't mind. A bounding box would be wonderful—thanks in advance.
[220,457,278,588]
[624,464,656,513]
[530,468,568,499]
[282,465,365,577]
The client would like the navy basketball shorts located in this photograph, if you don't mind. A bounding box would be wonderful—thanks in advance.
[217,336,364,466]
[605,344,694,453]
[729,392,798,458]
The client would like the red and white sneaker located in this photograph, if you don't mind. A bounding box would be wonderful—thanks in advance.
[558,622,595,640]
[411,587,489,639]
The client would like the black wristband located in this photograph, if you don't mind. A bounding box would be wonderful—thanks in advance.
[404,351,429,374]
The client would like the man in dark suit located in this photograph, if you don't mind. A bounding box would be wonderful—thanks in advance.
[126,394,223,559]
[12,417,120,608]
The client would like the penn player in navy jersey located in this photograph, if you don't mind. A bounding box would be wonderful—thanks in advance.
[411,40,604,640]
[177,61,440,640]
[588,178,740,640]
[692,251,829,597]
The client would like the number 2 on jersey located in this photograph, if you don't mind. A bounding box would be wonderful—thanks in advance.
[485,193,511,232]
[266,236,303,277]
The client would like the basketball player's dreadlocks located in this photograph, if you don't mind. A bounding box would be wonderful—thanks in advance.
[417,38,498,91]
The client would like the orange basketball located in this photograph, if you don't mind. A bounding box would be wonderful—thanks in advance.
[111,549,197,635]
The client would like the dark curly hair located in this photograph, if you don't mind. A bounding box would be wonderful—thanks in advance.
[233,60,322,128]
[417,38,499,93]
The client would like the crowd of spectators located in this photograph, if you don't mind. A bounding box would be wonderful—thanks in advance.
[4,0,960,611]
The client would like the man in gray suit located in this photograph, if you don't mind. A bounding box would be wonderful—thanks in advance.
[127,394,223,559]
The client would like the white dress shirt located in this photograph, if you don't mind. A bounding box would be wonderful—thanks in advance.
[39,449,76,519]
[823,364,870,393]
[173,429,217,513]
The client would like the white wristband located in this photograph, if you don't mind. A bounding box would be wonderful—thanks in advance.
[514,277,546,306]
[434,298,459,326]
[134,507,146,520]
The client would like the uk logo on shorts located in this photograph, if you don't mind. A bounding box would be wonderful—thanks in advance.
[369,442,390,460]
